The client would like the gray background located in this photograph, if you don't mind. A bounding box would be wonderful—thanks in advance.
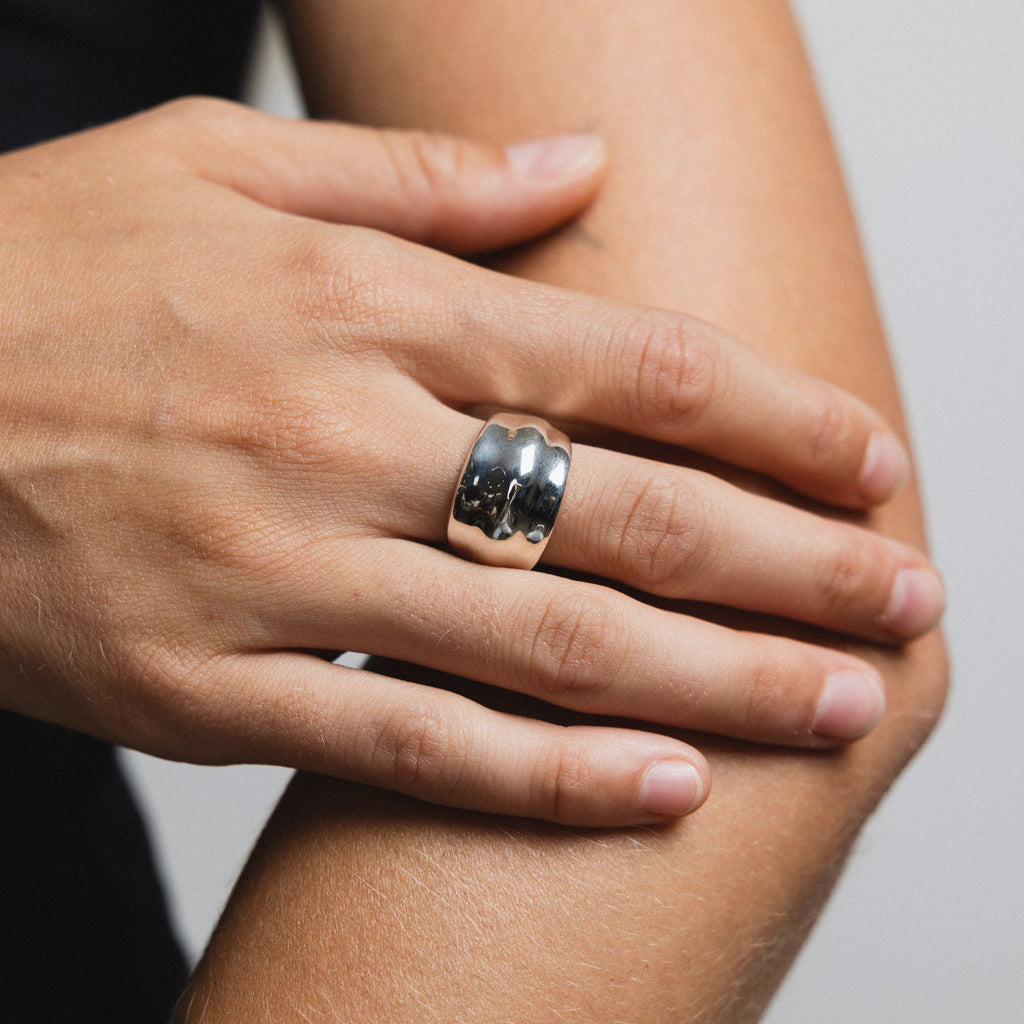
[122,3,1024,1019]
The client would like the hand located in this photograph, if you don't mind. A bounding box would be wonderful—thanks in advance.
[0,99,942,825]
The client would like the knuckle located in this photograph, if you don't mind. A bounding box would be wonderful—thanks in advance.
[612,472,711,591]
[524,589,629,705]
[158,94,236,125]
[377,129,462,244]
[622,316,718,429]
[806,393,855,472]
[109,640,206,748]
[145,95,246,151]
[240,383,352,472]
[816,530,890,620]
[743,655,789,734]
[531,732,594,823]
[284,232,391,337]
[376,128,500,248]
[385,128,459,196]
[370,703,461,795]
[131,97,267,186]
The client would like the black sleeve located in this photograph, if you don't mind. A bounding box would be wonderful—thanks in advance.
[0,0,262,150]
[0,1,264,1018]
[1,712,189,1023]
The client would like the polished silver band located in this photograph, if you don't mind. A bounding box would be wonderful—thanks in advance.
[448,413,571,570]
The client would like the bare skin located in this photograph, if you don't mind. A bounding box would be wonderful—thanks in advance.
[176,1,948,1021]
[0,98,938,826]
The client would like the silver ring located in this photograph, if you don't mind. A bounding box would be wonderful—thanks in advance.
[448,413,571,570]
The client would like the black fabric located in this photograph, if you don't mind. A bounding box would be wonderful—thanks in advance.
[0,0,262,151]
[0,1,262,1020]
[0,714,189,1022]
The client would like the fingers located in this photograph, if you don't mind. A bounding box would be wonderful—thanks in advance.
[356,254,908,508]
[550,448,946,642]
[316,402,941,643]
[158,98,606,252]
[125,99,900,508]
[200,651,710,828]
[270,226,908,516]
[137,100,901,508]
[267,540,887,749]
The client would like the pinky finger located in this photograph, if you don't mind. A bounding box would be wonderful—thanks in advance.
[214,652,710,827]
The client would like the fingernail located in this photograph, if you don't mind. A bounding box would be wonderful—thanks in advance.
[638,761,704,817]
[812,670,886,740]
[883,566,946,636]
[859,432,910,502]
[506,134,606,179]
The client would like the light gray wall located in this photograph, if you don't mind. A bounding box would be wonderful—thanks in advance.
[768,4,1023,1020]
[123,3,1024,1019]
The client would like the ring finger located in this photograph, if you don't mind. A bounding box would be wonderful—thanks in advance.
[352,405,942,643]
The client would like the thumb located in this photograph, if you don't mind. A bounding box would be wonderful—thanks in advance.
[179,100,606,252]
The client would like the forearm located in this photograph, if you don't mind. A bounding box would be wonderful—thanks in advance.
[181,2,947,1020]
